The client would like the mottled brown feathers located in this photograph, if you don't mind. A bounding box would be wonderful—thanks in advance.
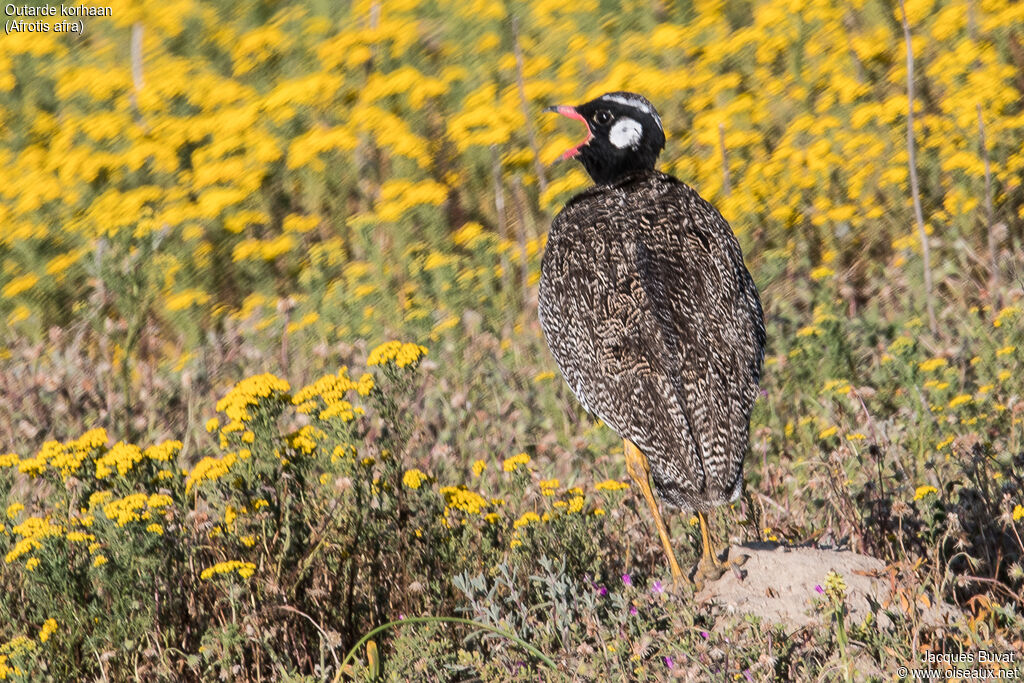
[538,169,765,512]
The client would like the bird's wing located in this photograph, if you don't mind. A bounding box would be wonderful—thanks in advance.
[631,182,765,498]
[540,199,708,501]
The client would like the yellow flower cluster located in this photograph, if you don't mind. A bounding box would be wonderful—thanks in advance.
[94,442,144,480]
[215,374,291,424]
[101,493,172,527]
[367,341,428,368]
[144,441,182,462]
[552,496,585,515]
[372,179,449,223]
[919,358,948,373]
[594,479,629,492]
[200,560,257,580]
[403,469,429,490]
[513,511,541,529]
[539,479,559,496]
[11,428,108,480]
[4,516,62,564]
[823,570,846,603]
[186,450,251,492]
[288,425,326,455]
[0,635,33,677]
[502,453,530,473]
[293,368,372,422]
[37,619,57,644]
[914,485,939,501]
[439,486,489,515]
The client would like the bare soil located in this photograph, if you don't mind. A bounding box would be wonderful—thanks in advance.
[697,542,957,629]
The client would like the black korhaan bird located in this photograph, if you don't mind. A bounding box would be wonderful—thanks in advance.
[539,92,766,584]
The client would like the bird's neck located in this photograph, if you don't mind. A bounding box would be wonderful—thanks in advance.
[580,154,659,186]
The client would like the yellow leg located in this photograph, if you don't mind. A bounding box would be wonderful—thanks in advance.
[623,439,684,583]
[697,510,720,569]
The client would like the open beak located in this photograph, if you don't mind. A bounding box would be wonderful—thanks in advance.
[544,105,592,160]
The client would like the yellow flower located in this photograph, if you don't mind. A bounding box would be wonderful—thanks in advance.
[144,441,181,462]
[821,379,853,395]
[918,357,947,372]
[146,523,164,535]
[1013,505,1024,522]
[215,373,291,424]
[95,442,144,479]
[5,503,24,519]
[93,555,108,568]
[502,453,530,473]
[205,418,220,433]
[914,485,938,501]
[533,371,556,383]
[403,468,428,490]
[936,436,954,450]
[200,560,256,580]
[810,266,835,280]
[993,306,1020,328]
[471,459,486,477]
[539,479,559,496]
[186,451,241,492]
[26,558,39,571]
[439,486,488,514]
[948,394,972,409]
[595,479,629,492]
[996,345,1016,357]
[823,570,846,602]
[367,341,428,368]
[2,273,39,299]
[513,511,541,529]
[818,426,839,439]
[38,619,57,643]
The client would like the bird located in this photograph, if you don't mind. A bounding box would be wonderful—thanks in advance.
[538,92,766,584]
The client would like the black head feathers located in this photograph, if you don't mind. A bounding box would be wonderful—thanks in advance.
[545,92,666,185]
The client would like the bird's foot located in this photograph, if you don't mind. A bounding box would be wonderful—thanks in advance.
[693,547,749,589]
[726,547,750,568]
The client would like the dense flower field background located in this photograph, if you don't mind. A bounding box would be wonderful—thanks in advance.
[1,0,1023,679]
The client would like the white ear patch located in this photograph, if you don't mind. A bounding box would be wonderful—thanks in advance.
[609,117,643,149]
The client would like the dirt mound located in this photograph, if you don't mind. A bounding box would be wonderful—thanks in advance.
[697,542,957,629]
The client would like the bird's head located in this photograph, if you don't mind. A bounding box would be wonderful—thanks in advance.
[544,91,666,185]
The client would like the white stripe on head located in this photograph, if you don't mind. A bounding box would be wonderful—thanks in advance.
[609,117,643,149]
[600,94,663,130]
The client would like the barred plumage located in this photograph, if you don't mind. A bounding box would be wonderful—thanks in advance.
[539,92,765,580]
[539,169,765,511]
